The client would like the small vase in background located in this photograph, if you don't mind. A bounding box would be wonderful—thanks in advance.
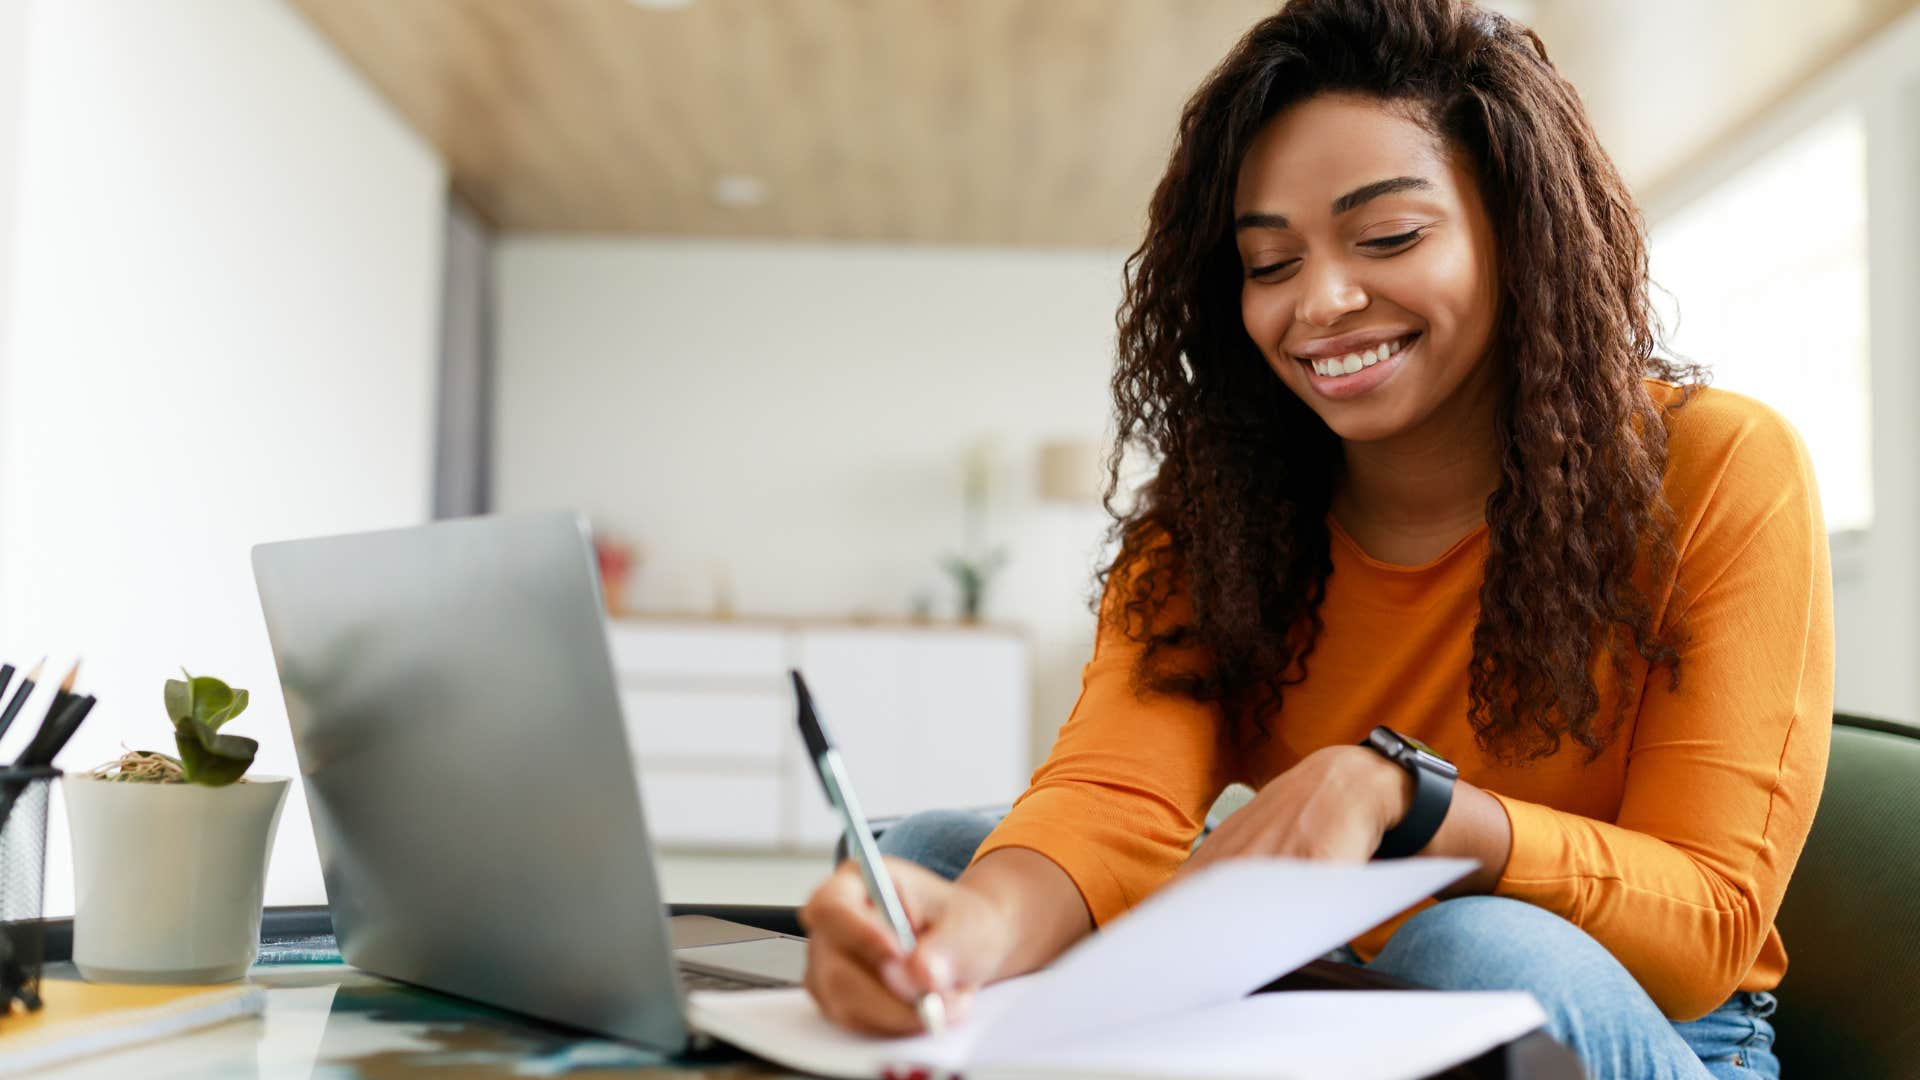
[943,438,1007,622]
[595,533,637,616]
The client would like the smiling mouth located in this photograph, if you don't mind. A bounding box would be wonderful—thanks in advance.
[1295,333,1420,378]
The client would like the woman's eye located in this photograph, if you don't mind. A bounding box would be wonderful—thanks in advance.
[1246,259,1298,280]
[1361,229,1423,251]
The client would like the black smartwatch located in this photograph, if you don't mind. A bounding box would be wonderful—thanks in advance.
[1360,726,1457,859]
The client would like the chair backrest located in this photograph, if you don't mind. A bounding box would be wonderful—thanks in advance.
[1771,714,1920,1078]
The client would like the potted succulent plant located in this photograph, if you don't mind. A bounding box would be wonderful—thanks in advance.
[64,671,288,983]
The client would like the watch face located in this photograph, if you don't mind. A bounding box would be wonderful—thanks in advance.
[1372,728,1459,779]
[1401,733,1442,759]
[1413,747,1460,779]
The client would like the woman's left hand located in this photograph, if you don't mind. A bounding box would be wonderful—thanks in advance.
[1181,745,1414,877]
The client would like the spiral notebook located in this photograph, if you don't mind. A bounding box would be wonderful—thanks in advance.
[688,858,1548,1080]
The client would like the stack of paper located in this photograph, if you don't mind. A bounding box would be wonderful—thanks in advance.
[689,858,1548,1080]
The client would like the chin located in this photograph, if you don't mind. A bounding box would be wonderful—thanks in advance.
[1277,380,1415,443]
[1312,404,1415,444]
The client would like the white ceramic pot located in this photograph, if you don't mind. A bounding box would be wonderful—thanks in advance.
[65,775,289,984]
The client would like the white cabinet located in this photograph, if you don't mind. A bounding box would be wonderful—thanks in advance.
[607,618,1029,852]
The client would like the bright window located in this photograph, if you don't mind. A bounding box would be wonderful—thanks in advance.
[1649,109,1871,533]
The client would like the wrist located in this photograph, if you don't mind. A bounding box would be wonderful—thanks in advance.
[1362,746,1417,834]
[957,848,1088,981]
[1358,727,1458,859]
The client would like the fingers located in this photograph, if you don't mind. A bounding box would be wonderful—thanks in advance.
[799,859,914,970]
[802,933,931,1037]
[901,885,1000,1006]
[800,857,967,1035]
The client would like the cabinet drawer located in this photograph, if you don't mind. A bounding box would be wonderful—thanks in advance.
[639,769,780,848]
[608,622,788,679]
[622,689,789,760]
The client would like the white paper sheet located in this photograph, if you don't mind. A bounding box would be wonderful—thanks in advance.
[687,976,1038,1080]
[969,857,1474,1062]
[689,857,1482,1079]
[976,991,1548,1080]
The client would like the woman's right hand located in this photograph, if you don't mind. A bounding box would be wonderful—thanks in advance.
[797,856,1015,1037]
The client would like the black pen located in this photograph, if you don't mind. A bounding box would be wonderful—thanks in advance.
[791,670,947,1034]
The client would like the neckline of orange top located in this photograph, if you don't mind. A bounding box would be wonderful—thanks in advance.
[1326,514,1491,575]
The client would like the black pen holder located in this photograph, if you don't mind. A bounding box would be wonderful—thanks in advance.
[0,766,58,1016]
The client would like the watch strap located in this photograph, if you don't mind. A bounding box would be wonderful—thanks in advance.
[1371,738,1455,859]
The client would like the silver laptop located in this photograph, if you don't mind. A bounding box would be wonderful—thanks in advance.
[252,511,806,1052]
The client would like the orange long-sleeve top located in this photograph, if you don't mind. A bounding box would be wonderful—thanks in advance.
[971,383,1833,1022]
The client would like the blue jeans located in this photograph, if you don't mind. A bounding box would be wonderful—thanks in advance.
[875,809,1781,1080]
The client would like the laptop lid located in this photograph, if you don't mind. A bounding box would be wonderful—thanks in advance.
[252,511,693,1051]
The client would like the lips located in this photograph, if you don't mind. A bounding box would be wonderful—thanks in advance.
[1292,333,1418,401]
[1292,332,1420,374]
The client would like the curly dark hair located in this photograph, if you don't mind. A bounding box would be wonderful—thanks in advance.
[1104,0,1701,764]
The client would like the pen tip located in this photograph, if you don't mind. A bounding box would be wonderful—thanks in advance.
[59,660,79,693]
[24,658,44,681]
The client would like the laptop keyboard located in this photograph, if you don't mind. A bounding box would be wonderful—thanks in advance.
[678,966,761,993]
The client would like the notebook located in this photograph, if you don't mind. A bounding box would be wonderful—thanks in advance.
[688,858,1549,1080]
[0,980,265,1075]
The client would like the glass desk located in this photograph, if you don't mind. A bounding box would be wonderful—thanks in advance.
[34,961,791,1079]
[27,906,1581,1079]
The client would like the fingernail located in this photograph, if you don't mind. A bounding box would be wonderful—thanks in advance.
[923,951,953,993]
[880,959,918,1002]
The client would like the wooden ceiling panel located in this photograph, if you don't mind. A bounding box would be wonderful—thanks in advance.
[291,0,1276,246]
[292,0,1920,244]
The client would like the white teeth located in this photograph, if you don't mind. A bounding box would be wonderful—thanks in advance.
[1307,337,1407,378]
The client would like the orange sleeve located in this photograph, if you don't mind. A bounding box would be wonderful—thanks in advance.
[1489,404,1834,1020]
[968,548,1229,926]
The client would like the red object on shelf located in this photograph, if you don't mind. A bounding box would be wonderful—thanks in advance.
[593,535,636,615]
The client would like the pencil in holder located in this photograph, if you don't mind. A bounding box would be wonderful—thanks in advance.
[0,766,59,1015]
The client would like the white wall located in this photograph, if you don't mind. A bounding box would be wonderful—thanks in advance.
[0,0,446,915]
[0,0,31,595]
[493,240,1121,762]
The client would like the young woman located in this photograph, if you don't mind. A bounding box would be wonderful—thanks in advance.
[799,2,1831,1076]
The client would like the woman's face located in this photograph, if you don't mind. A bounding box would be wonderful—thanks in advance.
[1234,93,1501,445]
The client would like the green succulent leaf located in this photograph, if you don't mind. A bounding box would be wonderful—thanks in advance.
[189,676,248,731]
[164,670,255,785]
[163,676,193,727]
[175,728,257,786]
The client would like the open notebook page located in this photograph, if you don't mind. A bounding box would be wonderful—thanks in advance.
[685,975,1034,1080]
[977,990,1548,1080]
[966,857,1473,1061]
[690,857,1477,1078]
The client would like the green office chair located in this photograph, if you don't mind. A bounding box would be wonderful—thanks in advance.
[1771,713,1920,1078]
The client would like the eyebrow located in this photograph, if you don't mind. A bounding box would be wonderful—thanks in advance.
[1234,175,1436,231]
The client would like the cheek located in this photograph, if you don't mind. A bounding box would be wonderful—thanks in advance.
[1241,288,1307,390]
[1240,286,1291,359]
[1371,246,1496,379]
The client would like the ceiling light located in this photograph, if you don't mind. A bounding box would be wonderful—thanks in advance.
[709,174,769,209]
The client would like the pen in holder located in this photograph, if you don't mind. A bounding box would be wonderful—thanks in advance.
[0,766,58,1015]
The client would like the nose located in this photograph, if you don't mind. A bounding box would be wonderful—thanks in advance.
[1295,256,1370,328]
